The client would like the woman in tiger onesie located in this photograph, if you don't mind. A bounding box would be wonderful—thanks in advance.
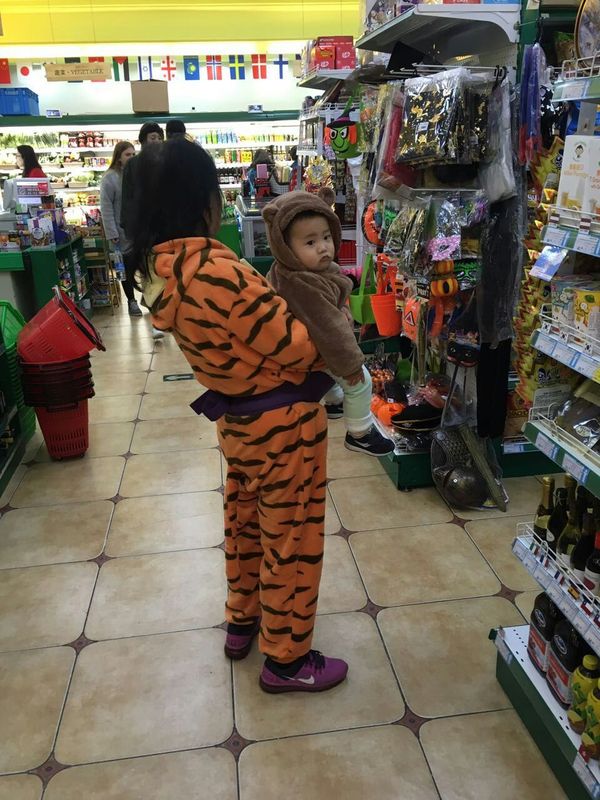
[127,137,347,694]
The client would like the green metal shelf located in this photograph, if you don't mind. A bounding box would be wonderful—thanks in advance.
[531,328,600,382]
[552,75,600,104]
[493,625,600,799]
[0,111,299,129]
[542,224,600,257]
[0,251,26,272]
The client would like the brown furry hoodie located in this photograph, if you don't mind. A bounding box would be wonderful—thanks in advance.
[263,191,364,378]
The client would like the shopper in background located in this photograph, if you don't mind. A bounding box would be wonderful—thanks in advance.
[247,147,274,195]
[120,121,164,330]
[127,137,348,694]
[16,145,46,178]
[166,119,186,139]
[100,141,140,312]
[288,145,299,192]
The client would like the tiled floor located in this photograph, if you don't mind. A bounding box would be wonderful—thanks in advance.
[0,306,567,799]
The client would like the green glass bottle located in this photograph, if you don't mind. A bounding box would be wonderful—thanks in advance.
[557,475,581,567]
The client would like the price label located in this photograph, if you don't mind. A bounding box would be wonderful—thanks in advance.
[587,625,600,654]
[554,342,576,366]
[573,753,599,796]
[83,237,95,248]
[545,226,569,247]
[535,432,558,461]
[535,564,551,588]
[575,232,600,256]
[496,634,513,666]
[547,583,563,605]
[535,333,556,357]
[560,594,578,616]
[563,453,589,485]
[523,551,538,575]
[576,353,599,380]
[513,539,528,559]
[504,441,525,454]
[573,613,590,636]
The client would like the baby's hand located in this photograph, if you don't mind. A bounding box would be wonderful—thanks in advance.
[344,369,365,386]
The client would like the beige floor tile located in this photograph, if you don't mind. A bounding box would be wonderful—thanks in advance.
[329,477,452,532]
[379,597,523,718]
[420,710,567,800]
[145,370,195,393]
[86,548,225,639]
[452,476,541,520]
[327,437,386,480]
[22,429,44,463]
[515,590,538,621]
[36,422,134,461]
[10,457,125,507]
[150,352,191,373]
[0,647,74,773]
[92,371,148,397]
[91,353,152,374]
[88,395,141,424]
[139,389,200,420]
[55,629,233,764]
[0,501,111,568]
[131,417,218,453]
[350,524,499,606]
[44,749,237,800]
[465,515,538,591]
[318,536,367,614]
[120,449,221,497]
[0,775,42,800]
[91,339,154,356]
[327,418,346,438]
[325,488,342,534]
[106,491,223,556]
[234,612,404,741]
[239,725,437,800]
[0,562,97,652]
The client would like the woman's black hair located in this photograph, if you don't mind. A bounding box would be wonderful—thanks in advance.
[138,121,164,144]
[126,137,221,288]
[17,144,42,177]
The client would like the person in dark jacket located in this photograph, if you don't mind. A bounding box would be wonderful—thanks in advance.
[120,122,164,320]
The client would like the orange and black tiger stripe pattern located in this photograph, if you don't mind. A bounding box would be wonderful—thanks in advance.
[218,402,328,662]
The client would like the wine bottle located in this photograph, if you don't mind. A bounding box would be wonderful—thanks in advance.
[576,485,593,532]
[547,488,568,552]
[557,476,581,566]
[572,512,595,582]
[584,532,600,595]
[534,476,555,541]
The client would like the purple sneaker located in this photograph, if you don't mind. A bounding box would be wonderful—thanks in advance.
[224,618,261,660]
[259,650,348,693]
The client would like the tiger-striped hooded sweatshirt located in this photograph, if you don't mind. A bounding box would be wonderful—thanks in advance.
[149,237,322,394]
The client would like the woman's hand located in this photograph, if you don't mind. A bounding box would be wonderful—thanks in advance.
[343,368,365,386]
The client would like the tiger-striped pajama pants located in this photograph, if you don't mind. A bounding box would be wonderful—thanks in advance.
[217,401,328,663]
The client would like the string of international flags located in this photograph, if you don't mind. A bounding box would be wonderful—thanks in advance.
[1,54,302,85]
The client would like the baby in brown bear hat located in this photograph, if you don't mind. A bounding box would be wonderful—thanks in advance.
[262,189,393,457]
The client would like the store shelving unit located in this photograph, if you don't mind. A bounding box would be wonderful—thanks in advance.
[297,69,355,90]
[531,312,600,382]
[493,625,600,799]
[356,4,520,59]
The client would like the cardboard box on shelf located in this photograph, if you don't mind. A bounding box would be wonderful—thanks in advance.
[336,45,357,69]
[130,80,169,114]
[311,44,336,70]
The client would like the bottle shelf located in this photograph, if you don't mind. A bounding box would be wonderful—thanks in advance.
[523,417,600,495]
[493,624,600,798]
[513,524,600,652]
[297,69,355,90]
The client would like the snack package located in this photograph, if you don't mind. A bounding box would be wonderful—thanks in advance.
[383,196,431,275]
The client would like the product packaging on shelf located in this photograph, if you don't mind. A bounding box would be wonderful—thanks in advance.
[557,135,600,214]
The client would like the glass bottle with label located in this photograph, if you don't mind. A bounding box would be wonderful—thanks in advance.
[584,532,600,596]
[547,488,568,553]
[534,476,555,542]
[572,512,596,583]
[568,655,600,733]
[557,476,581,567]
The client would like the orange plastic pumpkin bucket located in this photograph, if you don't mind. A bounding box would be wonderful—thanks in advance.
[370,293,402,337]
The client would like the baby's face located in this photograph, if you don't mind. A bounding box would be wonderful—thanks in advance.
[287,215,335,272]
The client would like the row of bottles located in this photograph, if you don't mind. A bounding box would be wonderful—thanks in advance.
[534,475,600,592]
[527,592,600,756]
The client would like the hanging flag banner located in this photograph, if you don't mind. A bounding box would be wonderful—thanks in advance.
[88,57,106,83]
[205,55,222,81]
[229,55,245,80]
[46,61,112,81]
[251,54,267,80]
[160,56,177,81]
[137,56,152,81]
[112,57,130,82]
[183,56,200,80]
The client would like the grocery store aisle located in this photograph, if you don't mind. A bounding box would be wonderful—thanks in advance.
[0,305,566,799]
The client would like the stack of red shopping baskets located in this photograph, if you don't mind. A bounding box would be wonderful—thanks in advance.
[17,287,105,459]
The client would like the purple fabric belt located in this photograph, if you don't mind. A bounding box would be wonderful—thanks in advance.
[190,371,335,422]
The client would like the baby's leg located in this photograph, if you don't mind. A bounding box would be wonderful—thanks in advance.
[335,367,394,458]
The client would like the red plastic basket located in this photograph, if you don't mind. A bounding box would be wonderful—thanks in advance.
[18,287,104,364]
[35,399,89,459]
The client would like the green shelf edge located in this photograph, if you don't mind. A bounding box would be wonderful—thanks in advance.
[0,251,26,271]
[0,111,299,129]
[495,647,593,800]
